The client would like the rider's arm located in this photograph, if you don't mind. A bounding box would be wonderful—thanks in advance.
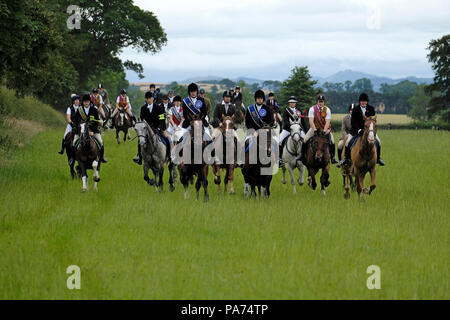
[323,108,331,132]
[66,114,71,123]
[308,108,316,131]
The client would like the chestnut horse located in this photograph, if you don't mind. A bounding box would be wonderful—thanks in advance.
[343,116,378,200]
[304,130,331,196]
[212,115,238,194]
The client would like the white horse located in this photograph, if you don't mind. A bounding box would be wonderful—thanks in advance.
[281,121,305,194]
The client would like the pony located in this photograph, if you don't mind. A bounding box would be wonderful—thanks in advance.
[177,115,210,202]
[212,115,238,194]
[344,116,378,200]
[74,121,101,192]
[113,107,132,144]
[304,130,331,196]
[242,126,274,199]
[281,120,305,194]
[134,120,175,192]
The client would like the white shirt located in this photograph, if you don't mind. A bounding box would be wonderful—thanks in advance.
[222,100,232,113]
[189,96,197,104]
[169,96,174,103]
[66,105,79,115]
[360,105,367,114]
[168,105,182,116]
[163,103,169,113]
[83,106,90,114]
[256,104,263,112]
[116,95,131,109]
[147,103,154,113]
[308,105,331,120]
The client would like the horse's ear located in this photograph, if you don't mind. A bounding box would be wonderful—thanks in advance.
[374,115,377,121]
[231,114,235,120]
[221,114,225,119]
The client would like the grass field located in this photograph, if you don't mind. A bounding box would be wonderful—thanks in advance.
[0,128,448,299]
[333,114,413,125]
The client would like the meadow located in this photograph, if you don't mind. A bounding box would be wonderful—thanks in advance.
[0,128,448,299]
[333,113,413,125]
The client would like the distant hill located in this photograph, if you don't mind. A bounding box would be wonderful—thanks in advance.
[316,69,433,91]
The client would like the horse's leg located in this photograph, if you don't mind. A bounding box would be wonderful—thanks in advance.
[281,164,287,184]
[168,162,175,192]
[92,159,100,192]
[80,163,88,192]
[310,169,317,190]
[369,167,376,195]
[224,167,229,193]
[286,161,297,194]
[202,165,209,203]
[228,166,235,195]
[195,173,201,200]
[320,165,330,196]
[213,164,221,193]
[116,130,120,144]
[144,163,153,186]
[124,129,127,142]
[298,162,305,186]
[344,170,350,199]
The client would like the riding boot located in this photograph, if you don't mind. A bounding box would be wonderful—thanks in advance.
[330,142,338,164]
[338,146,351,167]
[165,138,171,161]
[337,148,342,162]
[133,145,142,165]
[279,143,284,167]
[375,141,385,166]
[58,138,65,155]
[132,116,137,126]
[100,146,108,163]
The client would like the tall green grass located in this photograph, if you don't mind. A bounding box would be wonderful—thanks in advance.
[0,129,448,299]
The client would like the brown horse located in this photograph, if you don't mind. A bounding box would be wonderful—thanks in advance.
[304,130,331,196]
[344,116,378,200]
[212,115,237,194]
[177,115,211,202]
[113,108,132,144]
[74,121,101,192]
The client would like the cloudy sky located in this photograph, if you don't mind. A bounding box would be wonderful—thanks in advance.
[121,0,450,83]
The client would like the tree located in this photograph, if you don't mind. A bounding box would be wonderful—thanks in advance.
[352,78,374,93]
[278,66,318,108]
[425,35,450,123]
[408,84,432,121]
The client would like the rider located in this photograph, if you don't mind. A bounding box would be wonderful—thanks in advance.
[149,84,161,105]
[133,91,169,165]
[180,83,212,143]
[72,94,107,163]
[278,96,307,166]
[233,86,243,107]
[160,94,172,114]
[98,84,110,105]
[211,90,240,141]
[302,93,338,164]
[167,95,184,137]
[58,94,80,155]
[338,93,385,166]
[168,90,175,104]
[336,104,353,166]
[199,88,212,121]
[90,88,105,120]
[112,89,136,126]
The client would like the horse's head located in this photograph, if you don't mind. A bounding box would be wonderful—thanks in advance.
[363,115,377,145]
[221,115,235,136]
[189,115,204,146]
[312,130,329,161]
[78,121,90,150]
[260,125,272,157]
[134,120,148,146]
[289,120,302,143]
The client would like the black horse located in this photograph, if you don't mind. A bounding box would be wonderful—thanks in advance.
[242,126,274,199]
[303,130,331,196]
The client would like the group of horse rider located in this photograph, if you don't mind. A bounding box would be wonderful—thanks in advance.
[57,82,385,170]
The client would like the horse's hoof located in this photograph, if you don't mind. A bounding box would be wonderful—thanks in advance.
[94,177,100,183]
[170,185,175,192]
[321,190,326,196]
[184,192,190,199]
[282,180,286,185]
[344,193,350,199]
[363,188,370,194]
[82,188,87,193]
[203,196,209,203]
[229,190,235,195]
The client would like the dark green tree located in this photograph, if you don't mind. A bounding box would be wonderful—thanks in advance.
[278,66,318,109]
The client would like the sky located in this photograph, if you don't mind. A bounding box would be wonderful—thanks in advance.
[121,0,450,83]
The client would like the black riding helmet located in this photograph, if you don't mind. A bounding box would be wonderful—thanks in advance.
[145,91,154,99]
[82,94,91,102]
[120,89,127,95]
[254,90,265,101]
[223,90,231,98]
[359,93,369,102]
[173,95,182,102]
[188,83,198,94]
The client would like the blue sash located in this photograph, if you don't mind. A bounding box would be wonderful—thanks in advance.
[248,104,263,127]
[183,97,200,116]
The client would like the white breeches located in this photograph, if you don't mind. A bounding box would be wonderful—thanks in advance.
[345,134,380,147]
[73,133,103,146]
[64,124,72,139]
[304,128,334,144]
[279,129,306,145]
[177,126,212,142]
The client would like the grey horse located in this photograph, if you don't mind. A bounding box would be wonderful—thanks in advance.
[134,120,176,192]
[281,121,305,194]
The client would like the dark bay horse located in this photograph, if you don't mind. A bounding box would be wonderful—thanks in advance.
[242,126,274,199]
[345,116,378,200]
[177,116,211,202]
[74,121,101,192]
[212,115,238,194]
[304,130,331,196]
[113,108,132,144]
[134,120,175,192]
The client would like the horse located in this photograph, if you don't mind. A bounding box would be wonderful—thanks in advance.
[177,115,211,202]
[281,120,305,194]
[62,129,77,179]
[212,115,238,194]
[134,120,175,192]
[242,126,274,199]
[113,107,132,144]
[345,116,378,200]
[100,104,112,129]
[304,130,331,196]
[74,121,101,192]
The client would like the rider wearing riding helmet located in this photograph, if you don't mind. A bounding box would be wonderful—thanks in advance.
[302,93,338,164]
[278,96,306,166]
[133,91,169,165]
[338,93,385,166]
[72,94,107,163]
[58,94,80,155]
[112,89,136,126]
[91,88,105,119]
